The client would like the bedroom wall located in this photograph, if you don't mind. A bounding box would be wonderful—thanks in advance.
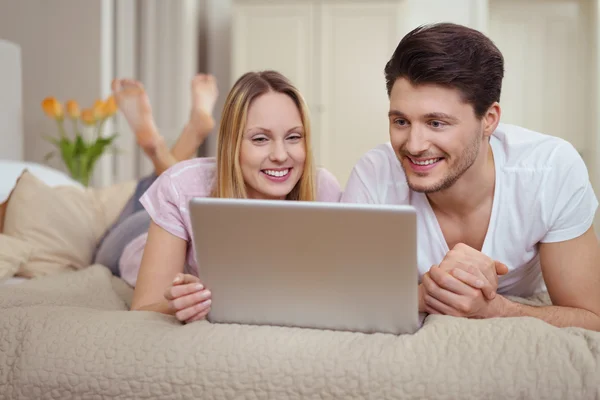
[0,0,114,186]
[0,40,23,161]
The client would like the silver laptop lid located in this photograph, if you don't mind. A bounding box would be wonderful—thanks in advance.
[189,198,419,335]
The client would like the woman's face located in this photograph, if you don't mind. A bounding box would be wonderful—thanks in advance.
[239,91,306,200]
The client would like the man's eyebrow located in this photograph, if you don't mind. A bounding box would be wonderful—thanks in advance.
[388,110,405,118]
[423,112,459,122]
[387,110,459,122]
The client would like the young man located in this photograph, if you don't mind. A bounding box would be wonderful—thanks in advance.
[341,23,600,331]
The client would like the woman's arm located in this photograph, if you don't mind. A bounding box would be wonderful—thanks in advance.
[130,221,188,314]
[131,221,212,322]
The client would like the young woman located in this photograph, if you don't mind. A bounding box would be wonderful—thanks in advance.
[93,73,219,276]
[125,70,342,323]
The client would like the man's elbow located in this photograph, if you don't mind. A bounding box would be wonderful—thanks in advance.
[572,305,600,331]
[587,310,600,331]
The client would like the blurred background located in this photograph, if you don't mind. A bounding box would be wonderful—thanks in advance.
[0,0,598,201]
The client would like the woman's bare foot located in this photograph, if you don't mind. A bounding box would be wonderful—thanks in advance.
[171,74,219,161]
[112,78,177,174]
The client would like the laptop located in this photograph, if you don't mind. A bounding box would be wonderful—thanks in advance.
[189,198,420,335]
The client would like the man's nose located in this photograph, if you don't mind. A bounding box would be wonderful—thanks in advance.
[404,125,430,155]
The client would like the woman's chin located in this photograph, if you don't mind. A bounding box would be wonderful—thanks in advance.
[258,188,292,200]
[257,182,299,199]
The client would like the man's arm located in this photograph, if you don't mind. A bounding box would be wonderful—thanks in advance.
[498,226,600,330]
[421,227,600,331]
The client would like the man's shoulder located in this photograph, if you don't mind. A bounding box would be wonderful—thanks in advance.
[342,142,411,204]
[493,123,589,212]
[493,123,580,170]
[353,142,403,175]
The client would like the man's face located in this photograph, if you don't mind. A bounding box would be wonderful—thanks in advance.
[388,78,487,193]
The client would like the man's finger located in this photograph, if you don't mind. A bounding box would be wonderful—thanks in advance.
[429,266,478,296]
[451,267,485,288]
[451,266,496,300]
[466,254,499,299]
[423,292,462,317]
[495,261,509,275]
[423,269,469,308]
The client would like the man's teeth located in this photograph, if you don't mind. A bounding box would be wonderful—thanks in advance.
[411,158,440,166]
[264,169,289,177]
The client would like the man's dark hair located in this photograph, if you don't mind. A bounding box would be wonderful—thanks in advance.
[384,23,504,118]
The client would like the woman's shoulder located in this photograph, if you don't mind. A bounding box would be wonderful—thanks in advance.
[160,157,217,197]
[163,157,216,177]
[315,167,342,202]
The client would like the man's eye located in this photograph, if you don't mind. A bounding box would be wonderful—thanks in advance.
[430,121,446,128]
[395,119,407,126]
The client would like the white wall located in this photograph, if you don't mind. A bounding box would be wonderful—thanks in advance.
[0,40,23,161]
[0,0,114,185]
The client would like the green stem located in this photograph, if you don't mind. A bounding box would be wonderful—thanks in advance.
[71,118,79,139]
[95,118,106,140]
[80,156,90,186]
[56,118,67,139]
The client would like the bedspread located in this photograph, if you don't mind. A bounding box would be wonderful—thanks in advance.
[1,265,599,400]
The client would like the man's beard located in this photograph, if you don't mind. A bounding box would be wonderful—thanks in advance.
[400,131,482,194]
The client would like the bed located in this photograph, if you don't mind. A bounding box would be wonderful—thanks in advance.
[2,260,600,399]
[1,174,599,400]
[1,40,600,400]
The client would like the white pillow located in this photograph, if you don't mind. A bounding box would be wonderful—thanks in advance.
[0,160,82,202]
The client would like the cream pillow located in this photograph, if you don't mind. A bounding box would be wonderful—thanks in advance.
[0,234,31,281]
[92,178,137,233]
[1,170,136,279]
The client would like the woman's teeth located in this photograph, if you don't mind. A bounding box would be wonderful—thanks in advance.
[410,158,440,166]
[263,169,289,177]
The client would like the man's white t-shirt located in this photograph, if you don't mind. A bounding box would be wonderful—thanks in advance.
[341,123,599,297]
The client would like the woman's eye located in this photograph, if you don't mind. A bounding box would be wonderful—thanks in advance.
[287,134,302,141]
[252,136,268,143]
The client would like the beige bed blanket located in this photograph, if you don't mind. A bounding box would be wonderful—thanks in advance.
[1,266,599,400]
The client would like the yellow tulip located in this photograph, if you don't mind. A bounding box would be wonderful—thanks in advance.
[93,99,105,120]
[41,97,64,119]
[102,95,118,117]
[65,100,80,119]
[81,109,96,125]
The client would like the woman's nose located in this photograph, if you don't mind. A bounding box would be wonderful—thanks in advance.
[269,140,288,162]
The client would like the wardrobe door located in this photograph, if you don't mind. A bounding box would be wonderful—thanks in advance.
[231,1,316,108]
[489,0,593,157]
[316,1,405,185]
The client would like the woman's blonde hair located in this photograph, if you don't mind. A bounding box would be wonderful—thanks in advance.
[211,70,316,201]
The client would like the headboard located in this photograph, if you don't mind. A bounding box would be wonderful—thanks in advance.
[0,39,23,161]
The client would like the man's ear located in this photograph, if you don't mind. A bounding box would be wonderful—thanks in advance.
[482,102,501,138]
